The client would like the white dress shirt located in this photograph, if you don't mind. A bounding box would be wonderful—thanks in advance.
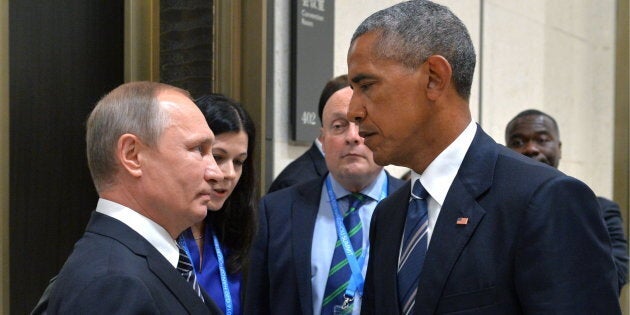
[409,121,477,247]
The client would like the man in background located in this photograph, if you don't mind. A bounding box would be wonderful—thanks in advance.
[44,82,224,314]
[246,84,404,314]
[506,108,628,294]
[267,75,350,193]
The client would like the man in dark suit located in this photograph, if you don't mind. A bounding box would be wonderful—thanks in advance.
[43,82,224,314]
[346,1,620,314]
[267,75,350,193]
[505,109,628,294]
[246,85,404,315]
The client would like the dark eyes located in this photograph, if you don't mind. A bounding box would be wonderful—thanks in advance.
[213,154,245,167]
[509,136,552,147]
[509,139,524,148]
[359,82,373,91]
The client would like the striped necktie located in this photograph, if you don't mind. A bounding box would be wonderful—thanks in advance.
[321,193,366,314]
[176,241,205,302]
[397,180,429,315]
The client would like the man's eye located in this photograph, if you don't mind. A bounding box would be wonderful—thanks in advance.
[509,139,524,147]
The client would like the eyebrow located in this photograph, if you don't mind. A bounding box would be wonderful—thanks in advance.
[350,73,376,84]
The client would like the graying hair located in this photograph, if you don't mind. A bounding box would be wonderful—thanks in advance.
[86,81,190,192]
[351,0,476,100]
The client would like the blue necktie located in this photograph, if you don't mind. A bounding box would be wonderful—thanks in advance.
[397,180,429,315]
[321,193,366,314]
[176,241,205,302]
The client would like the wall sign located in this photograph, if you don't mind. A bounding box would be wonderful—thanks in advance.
[291,0,334,143]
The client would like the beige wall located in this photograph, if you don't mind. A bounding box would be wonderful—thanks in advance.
[481,0,616,198]
[1,0,9,312]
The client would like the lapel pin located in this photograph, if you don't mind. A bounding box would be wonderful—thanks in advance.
[456,217,468,225]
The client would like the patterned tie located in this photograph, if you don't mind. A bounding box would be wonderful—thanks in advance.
[321,193,366,314]
[397,180,429,315]
[176,241,205,302]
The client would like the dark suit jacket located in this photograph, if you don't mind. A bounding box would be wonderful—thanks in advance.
[361,127,620,314]
[598,196,629,293]
[46,212,223,315]
[245,172,404,315]
[267,142,327,193]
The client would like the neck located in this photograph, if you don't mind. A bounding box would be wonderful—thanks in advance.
[191,220,205,239]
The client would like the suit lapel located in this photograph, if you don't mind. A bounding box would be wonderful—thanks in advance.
[414,127,497,314]
[87,212,214,314]
[146,253,215,314]
[292,178,324,315]
[375,181,412,311]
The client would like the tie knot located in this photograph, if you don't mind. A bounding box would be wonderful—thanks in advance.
[349,192,366,202]
[412,180,429,200]
[345,193,366,215]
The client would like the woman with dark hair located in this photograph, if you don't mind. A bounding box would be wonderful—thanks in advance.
[179,93,257,315]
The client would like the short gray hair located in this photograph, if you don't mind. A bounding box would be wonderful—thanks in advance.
[86,81,190,192]
[351,0,476,100]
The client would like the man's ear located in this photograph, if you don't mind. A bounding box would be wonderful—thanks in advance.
[425,55,452,101]
[117,134,143,178]
[320,127,326,154]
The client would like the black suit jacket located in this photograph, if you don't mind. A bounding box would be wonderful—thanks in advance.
[46,212,223,315]
[245,172,404,315]
[361,126,620,314]
[598,196,629,293]
[267,142,327,193]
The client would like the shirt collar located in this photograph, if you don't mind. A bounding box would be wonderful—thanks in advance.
[410,121,477,206]
[95,198,180,268]
[327,169,387,202]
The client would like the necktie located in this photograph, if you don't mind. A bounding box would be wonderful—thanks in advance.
[176,241,205,302]
[321,193,366,314]
[397,180,429,315]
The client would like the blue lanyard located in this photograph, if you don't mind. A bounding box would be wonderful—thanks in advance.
[212,231,233,315]
[324,175,388,302]
[180,230,233,315]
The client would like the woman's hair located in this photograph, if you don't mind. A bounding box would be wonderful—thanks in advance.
[195,93,257,274]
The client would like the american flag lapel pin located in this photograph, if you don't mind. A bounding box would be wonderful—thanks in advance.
[456,217,468,225]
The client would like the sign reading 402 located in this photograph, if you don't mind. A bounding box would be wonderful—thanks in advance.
[301,111,318,125]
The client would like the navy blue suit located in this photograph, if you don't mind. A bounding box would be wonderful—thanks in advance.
[245,173,404,315]
[46,212,223,314]
[598,196,629,293]
[267,142,327,193]
[361,127,620,314]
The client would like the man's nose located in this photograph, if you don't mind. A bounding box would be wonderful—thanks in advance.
[347,95,365,124]
[522,141,541,156]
